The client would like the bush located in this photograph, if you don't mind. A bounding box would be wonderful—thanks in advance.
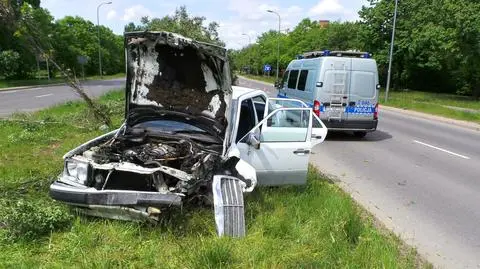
[0,50,21,79]
[1,199,73,241]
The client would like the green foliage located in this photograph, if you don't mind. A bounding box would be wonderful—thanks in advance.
[233,0,480,99]
[359,0,480,98]
[233,20,363,77]
[0,50,21,78]
[125,6,224,46]
[0,2,124,79]
[53,16,124,76]
[0,199,73,241]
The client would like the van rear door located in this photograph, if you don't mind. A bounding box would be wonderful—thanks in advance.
[321,58,351,121]
[347,59,378,122]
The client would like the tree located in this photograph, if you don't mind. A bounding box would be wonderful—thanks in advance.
[126,6,224,46]
[53,16,124,76]
[1,2,112,125]
[0,50,21,78]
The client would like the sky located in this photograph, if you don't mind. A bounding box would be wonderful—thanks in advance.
[41,0,370,49]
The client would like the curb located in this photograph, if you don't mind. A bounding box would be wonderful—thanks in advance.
[0,83,65,92]
[381,105,480,132]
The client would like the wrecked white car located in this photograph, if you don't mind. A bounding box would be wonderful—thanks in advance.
[50,31,327,237]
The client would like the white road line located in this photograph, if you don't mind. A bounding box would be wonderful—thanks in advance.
[35,93,53,98]
[413,140,471,160]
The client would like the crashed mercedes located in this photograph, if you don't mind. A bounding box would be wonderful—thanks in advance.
[50,31,327,237]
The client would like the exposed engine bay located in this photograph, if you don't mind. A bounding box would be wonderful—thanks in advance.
[74,131,228,200]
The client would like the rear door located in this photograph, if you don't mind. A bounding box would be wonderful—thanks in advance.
[347,59,378,121]
[237,107,313,186]
[321,58,351,121]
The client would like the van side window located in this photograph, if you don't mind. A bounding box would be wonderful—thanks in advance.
[281,70,290,87]
[288,70,299,89]
[297,70,308,91]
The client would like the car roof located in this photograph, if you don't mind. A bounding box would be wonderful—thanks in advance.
[231,86,265,100]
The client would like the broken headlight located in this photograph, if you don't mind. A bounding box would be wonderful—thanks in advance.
[66,160,90,185]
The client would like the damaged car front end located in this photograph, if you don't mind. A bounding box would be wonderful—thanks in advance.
[50,31,256,236]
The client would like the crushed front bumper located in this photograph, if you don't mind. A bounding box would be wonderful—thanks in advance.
[50,181,183,207]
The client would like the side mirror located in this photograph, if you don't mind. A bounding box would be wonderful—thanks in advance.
[246,133,260,149]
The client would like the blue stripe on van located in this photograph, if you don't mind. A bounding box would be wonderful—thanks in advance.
[345,106,375,114]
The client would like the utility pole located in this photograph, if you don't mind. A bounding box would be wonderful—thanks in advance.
[267,10,281,82]
[97,1,112,79]
[385,0,398,103]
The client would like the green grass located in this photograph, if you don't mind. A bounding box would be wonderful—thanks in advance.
[0,90,429,268]
[380,90,480,124]
[0,73,125,90]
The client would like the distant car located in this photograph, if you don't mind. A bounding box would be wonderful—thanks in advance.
[49,31,327,237]
[276,50,380,138]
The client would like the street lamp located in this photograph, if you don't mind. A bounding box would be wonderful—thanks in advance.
[267,9,281,82]
[97,1,112,79]
[385,0,398,103]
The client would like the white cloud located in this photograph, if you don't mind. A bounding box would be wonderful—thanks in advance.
[309,0,344,16]
[122,5,152,21]
[106,10,117,20]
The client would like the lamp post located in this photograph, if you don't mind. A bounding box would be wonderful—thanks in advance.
[97,1,112,79]
[267,10,281,82]
[385,0,398,103]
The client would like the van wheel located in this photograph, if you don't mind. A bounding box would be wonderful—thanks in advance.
[353,131,367,138]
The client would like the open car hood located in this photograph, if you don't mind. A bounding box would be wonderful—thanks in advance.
[124,31,232,137]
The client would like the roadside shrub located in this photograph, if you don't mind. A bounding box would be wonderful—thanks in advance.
[1,199,73,241]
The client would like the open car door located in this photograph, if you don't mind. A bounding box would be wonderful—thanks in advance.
[237,107,313,186]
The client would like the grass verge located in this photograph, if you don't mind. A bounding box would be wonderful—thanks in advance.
[0,90,428,268]
[0,73,125,90]
[380,90,480,124]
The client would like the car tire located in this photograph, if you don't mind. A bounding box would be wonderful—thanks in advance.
[212,176,246,237]
[353,131,367,138]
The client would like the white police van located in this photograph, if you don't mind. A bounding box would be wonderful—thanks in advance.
[276,50,380,137]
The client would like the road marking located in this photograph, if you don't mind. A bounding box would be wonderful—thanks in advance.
[413,140,470,160]
[35,93,53,98]
[1,90,19,93]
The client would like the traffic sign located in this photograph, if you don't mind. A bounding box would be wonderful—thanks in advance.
[263,64,272,72]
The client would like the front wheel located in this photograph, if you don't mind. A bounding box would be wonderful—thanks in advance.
[353,131,367,138]
[212,176,246,237]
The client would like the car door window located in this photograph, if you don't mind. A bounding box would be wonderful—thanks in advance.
[297,70,308,91]
[252,96,266,122]
[287,70,299,89]
[236,99,256,143]
[240,108,312,143]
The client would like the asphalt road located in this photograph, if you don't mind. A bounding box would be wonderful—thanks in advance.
[238,76,480,269]
[0,78,125,117]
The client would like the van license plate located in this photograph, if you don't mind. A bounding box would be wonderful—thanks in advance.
[329,109,342,118]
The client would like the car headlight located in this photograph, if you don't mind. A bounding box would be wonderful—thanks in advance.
[65,160,89,185]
